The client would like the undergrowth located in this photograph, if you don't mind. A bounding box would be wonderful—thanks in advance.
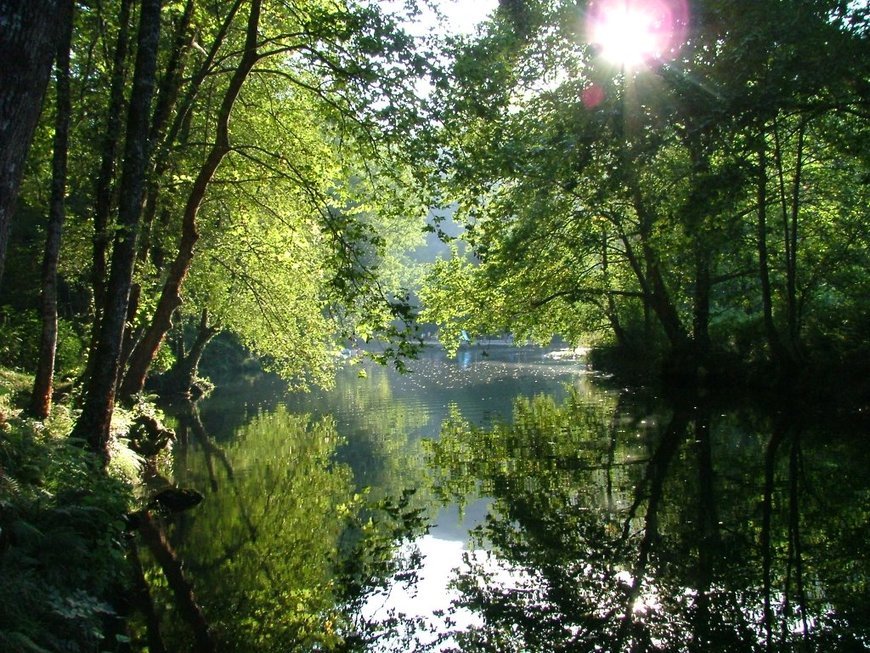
[0,374,137,653]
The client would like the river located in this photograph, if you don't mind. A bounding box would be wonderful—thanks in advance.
[153,346,869,652]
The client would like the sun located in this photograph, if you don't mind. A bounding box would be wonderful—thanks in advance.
[587,0,688,69]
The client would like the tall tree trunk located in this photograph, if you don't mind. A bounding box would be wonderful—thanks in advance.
[0,0,65,290]
[121,0,263,397]
[772,116,805,368]
[756,130,787,366]
[83,0,133,387]
[29,0,74,419]
[89,0,133,321]
[71,0,163,459]
[786,119,806,357]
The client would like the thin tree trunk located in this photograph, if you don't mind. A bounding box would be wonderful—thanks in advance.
[121,0,263,397]
[29,1,74,419]
[138,0,196,266]
[693,251,711,364]
[165,309,219,396]
[757,130,787,366]
[117,282,142,388]
[0,0,65,290]
[156,0,246,166]
[771,117,803,367]
[71,0,163,459]
[786,119,806,355]
[601,227,629,350]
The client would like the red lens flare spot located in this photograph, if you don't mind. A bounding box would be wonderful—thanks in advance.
[582,84,606,108]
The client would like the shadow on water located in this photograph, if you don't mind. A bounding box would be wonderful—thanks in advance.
[149,348,869,652]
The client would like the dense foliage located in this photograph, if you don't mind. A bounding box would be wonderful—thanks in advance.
[0,372,136,652]
[421,0,869,384]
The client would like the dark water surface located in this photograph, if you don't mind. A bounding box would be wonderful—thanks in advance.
[158,347,869,652]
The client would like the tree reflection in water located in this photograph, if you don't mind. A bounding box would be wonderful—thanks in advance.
[428,389,869,652]
[153,362,868,653]
[153,400,431,652]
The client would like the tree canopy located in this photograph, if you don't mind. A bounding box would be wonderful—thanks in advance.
[421,0,869,382]
[0,0,438,456]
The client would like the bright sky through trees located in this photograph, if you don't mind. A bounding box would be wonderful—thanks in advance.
[438,0,499,33]
[382,0,499,36]
[586,0,690,68]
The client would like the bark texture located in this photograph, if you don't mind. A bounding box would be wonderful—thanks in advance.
[0,0,65,289]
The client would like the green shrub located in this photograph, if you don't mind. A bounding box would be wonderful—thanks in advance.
[0,306,86,377]
[0,409,134,652]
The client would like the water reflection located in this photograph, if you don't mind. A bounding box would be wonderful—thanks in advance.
[430,393,870,652]
[155,348,868,652]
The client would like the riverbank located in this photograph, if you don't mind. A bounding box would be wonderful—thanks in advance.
[0,369,139,652]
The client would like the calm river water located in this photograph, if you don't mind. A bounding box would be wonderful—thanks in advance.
[157,346,869,652]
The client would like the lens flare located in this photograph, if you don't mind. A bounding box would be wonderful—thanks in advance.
[587,0,689,69]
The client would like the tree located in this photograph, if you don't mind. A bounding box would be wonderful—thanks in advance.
[118,0,264,398]
[0,0,67,289]
[29,0,74,419]
[70,0,164,457]
[113,0,431,396]
[422,0,869,382]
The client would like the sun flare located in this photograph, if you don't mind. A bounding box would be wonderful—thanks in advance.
[587,0,688,69]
